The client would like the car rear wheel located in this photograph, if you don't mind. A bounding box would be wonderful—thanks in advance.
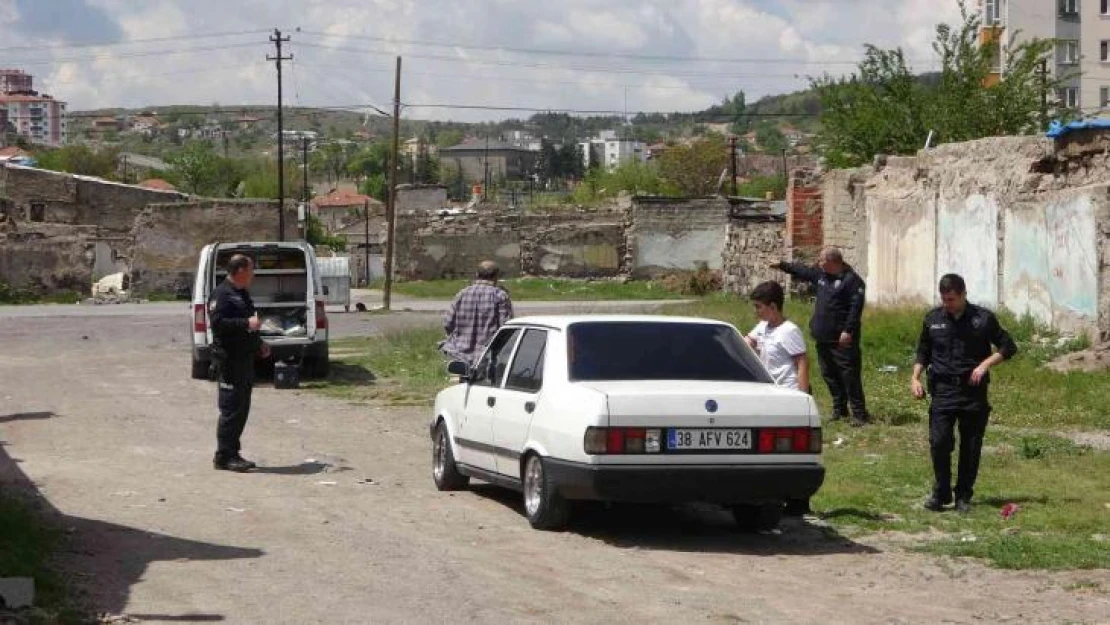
[432,422,469,491]
[191,355,211,380]
[731,503,783,532]
[522,454,569,531]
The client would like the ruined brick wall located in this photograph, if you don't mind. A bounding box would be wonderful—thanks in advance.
[628,197,729,279]
[395,209,626,280]
[786,168,823,266]
[129,200,298,296]
[0,164,186,232]
[0,223,102,295]
[722,213,786,295]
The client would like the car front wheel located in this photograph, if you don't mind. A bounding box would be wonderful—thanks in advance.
[432,422,469,491]
[522,454,569,531]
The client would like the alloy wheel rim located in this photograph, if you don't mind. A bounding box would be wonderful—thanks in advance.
[524,457,542,516]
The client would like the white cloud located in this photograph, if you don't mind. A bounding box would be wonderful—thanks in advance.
[0,0,970,121]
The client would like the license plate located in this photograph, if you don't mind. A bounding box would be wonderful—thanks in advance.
[667,428,751,451]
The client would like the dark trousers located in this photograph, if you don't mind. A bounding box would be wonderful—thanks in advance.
[929,404,989,501]
[815,342,868,420]
[216,356,254,458]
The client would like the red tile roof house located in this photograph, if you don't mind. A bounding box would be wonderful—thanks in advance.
[310,190,383,232]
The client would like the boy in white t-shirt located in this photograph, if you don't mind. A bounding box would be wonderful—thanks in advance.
[745,281,810,394]
[745,281,812,517]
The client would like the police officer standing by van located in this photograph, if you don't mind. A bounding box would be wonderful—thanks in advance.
[209,254,270,472]
[912,274,1017,513]
[772,247,870,426]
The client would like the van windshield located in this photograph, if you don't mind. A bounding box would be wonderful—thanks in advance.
[567,321,771,383]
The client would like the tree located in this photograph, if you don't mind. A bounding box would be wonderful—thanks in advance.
[754,122,788,154]
[305,214,347,252]
[812,0,1057,168]
[435,129,464,149]
[166,142,248,196]
[34,145,120,179]
[656,135,729,197]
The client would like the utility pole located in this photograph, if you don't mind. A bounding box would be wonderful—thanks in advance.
[1039,59,1049,131]
[727,136,738,196]
[268,28,292,241]
[363,199,371,287]
[302,136,310,204]
[781,148,788,198]
[483,135,490,201]
[382,56,402,311]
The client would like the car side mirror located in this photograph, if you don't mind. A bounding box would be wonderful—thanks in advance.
[447,360,470,380]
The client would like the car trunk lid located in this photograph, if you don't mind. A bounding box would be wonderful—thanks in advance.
[579,380,814,428]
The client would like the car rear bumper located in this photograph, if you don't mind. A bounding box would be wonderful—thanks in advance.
[545,459,825,504]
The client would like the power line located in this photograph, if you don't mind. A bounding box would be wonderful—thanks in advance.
[0,29,271,54]
[295,29,908,67]
[4,42,261,67]
[293,42,834,79]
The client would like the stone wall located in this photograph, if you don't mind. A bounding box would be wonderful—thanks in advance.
[821,134,1110,339]
[0,223,114,294]
[396,185,448,213]
[628,197,730,279]
[0,164,187,232]
[395,209,626,280]
[129,200,298,296]
[722,205,787,295]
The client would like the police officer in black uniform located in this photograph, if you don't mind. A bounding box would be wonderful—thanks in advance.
[912,274,1017,513]
[772,246,870,425]
[209,254,270,472]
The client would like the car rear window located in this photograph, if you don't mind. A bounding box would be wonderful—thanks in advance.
[567,321,771,383]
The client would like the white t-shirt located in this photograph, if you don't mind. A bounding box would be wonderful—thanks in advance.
[748,320,807,390]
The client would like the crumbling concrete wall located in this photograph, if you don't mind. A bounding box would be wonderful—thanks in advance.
[629,197,729,279]
[396,185,448,213]
[0,223,102,294]
[822,134,1110,339]
[129,200,298,296]
[0,164,186,231]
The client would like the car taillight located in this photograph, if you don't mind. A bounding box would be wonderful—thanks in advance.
[193,304,206,333]
[585,427,661,455]
[757,428,821,454]
[315,299,327,330]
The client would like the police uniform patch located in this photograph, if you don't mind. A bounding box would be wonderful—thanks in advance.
[208,300,217,312]
[972,316,984,329]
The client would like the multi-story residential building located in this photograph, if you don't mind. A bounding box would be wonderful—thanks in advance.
[578,130,646,171]
[0,69,34,95]
[0,69,67,146]
[980,0,1109,114]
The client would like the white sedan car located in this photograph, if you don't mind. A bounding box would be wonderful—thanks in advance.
[429,315,825,531]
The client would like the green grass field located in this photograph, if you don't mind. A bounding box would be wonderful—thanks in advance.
[373,277,688,301]
[314,296,1110,569]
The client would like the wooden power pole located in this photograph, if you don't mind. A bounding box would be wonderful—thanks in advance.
[383,56,402,311]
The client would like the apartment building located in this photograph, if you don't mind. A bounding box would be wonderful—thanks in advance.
[0,69,68,146]
[981,0,1110,114]
[578,130,646,171]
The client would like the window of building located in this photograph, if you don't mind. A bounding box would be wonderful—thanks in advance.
[1102,86,1110,109]
[1059,0,1079,15]
[1103,0,1110,15]
[985,0,1005,24]
[1102,40,1110,62]
[1060,40,1080,64]
[1059,87,1080,109]
[29,202,45,222]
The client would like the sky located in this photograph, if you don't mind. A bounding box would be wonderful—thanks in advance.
[0,0,964,121]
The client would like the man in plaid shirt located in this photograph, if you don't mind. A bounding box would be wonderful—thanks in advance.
[439,261,514,365]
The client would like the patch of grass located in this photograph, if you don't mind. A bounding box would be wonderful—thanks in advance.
[0,283,83,305]
[814,423,1110,569]
[0,492,86,622]
[305,330,449,406]
[373,277,688,301]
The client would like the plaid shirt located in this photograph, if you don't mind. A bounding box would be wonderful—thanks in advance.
[439,281,513,364]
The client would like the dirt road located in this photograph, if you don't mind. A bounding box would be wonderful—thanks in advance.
[1,307,1107,624]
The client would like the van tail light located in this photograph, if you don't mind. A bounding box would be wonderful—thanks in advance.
[315,299,328,330]
[585,427,660,455]
[193,304,207,333]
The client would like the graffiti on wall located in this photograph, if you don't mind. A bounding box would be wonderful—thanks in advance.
[1003,193,1098,329]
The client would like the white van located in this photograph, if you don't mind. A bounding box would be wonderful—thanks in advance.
[190,241,330,380]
